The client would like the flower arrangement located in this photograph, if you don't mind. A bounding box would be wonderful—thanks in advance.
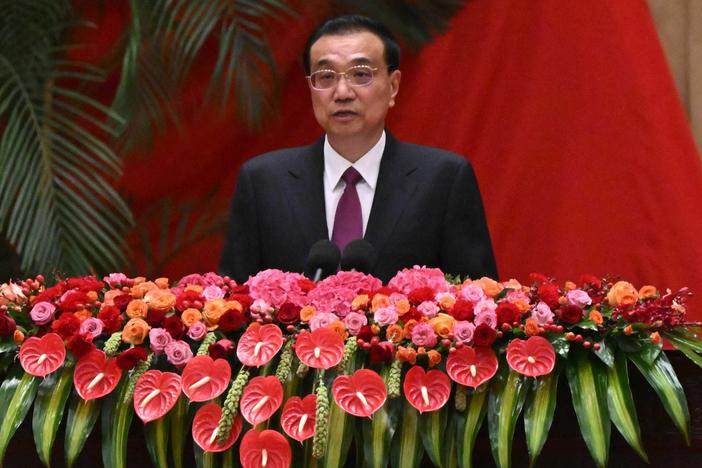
[0,267,699,468]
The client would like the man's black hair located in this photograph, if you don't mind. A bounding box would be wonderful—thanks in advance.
[303,14,400,75]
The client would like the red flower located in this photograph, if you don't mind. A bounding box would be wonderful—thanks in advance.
[0,313,16,337]
[146,309,167,327]
[473,324,497,347]
[59,291,90,312]
[51,313,81,339]
[496,302,521,326]
[408,287,435,305]
[66,276,105,293]
[529,273,549,285]
[229,294,253,312]
[33,283,67,304]
[297,278,316,293]
[67,334,95,359]
[450,299,474,321]
[538,283,560,309]
[579,274,602,290]
[208,339,235,360]
[116,347,148,370]
[218,310,246,332]
[175,290,204,312]
[369,341,394,363]
[403,307,423,322]
[112,294,131,312]
[98,306,123,334]
[558,304,583,325]
[164,315,185,340]
[276,303,300,325]
[230,284,249,295]
[357,325,373,342]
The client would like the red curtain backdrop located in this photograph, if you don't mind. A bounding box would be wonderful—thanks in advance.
[78,1,702,318]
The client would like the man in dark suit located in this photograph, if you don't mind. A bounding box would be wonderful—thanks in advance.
[219,15,497,284]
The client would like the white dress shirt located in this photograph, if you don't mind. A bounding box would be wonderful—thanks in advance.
[323,131,385,238]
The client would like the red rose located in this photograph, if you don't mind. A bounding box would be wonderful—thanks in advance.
[98,306,123,334]
[59,290,90,312]
[297,278,316,293]
[163,315,185,340]
[146,309,167,327]
[218,310,246,332]
[230,284,249,295]
[112,294,131,312]
[51,312,81,339]
[33,283,67,304]
[208,339,235,360]
[229,294,253,312]
[579,274,602,290]
[450,299,474,321]
[0,313,16,337]
[538,283,560,309]
[408,287,435,305]
[529,273,549,285]
[473,324,497,347]
[369,341,394,363]
[67,334,95,359]
[175,290,204,312]
[558,304,583,325]
[496,302,521,326]
[276,302,300,325]
[403,307,423,322]
[357,325,373,342]
[116,347,148,370]
[66,276,105,293]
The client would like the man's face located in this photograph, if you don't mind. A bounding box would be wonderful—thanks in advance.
[308,31,401,148]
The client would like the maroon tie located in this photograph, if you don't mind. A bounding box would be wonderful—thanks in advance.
[332,167,363,252]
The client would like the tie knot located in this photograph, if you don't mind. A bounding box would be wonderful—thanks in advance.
[342,167,362,186]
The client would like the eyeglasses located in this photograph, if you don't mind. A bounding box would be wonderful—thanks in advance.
[307,65,382,90]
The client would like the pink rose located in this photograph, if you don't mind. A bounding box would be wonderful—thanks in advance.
[202,285,225,301]
[410,322,437,347]
[418,301,440,318]
[309,312,338,331]
[30,301,56,325]
[388,266,450,294]
[187,321,208,341]
[567,289,592,308]
[165,340,193,367]
[474,310,497,329]
[103,273,130,287]
[474,299,497,316]
[531,302,554,325]
[453,321,476,344]
[373,306,398,326]
[79,317,104,339]
[149,328,173,353]
[343,312,368,335]
[460,284,485,303]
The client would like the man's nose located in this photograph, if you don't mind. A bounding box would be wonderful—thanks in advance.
[333,75,355,100]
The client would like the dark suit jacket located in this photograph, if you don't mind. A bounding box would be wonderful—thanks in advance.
[219,133,497,284]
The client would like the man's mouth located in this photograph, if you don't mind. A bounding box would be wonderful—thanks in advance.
[332,110,357,117]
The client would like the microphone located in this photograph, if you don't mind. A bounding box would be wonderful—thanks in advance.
[340,239,377,273]
[304,240,341,282]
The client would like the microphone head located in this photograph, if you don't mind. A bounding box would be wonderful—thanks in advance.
[340,239,377,273]
[304,240,341,279]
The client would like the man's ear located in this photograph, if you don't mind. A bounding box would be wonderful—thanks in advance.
[389,70,401,107]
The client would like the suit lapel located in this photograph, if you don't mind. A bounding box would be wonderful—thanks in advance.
[365,133,418,254]
[282,138,329,246]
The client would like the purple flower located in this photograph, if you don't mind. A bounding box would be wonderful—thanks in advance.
[30,301,56,325]
[165,340,193,367]
[373,306,398,326]
[411,322,437,347]
[453,321,476,344]
[343,312,368,335]
[187,321,208,341]
[531,302,554,325]
[149,328,173,353]
[79,317,104,339]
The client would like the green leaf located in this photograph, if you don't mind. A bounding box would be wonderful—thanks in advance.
[592,340,614,368]
[390,398,424,468]
[663,329,702,353]
[550,336,570,358]
[629,351,690,444]
[101,376,135,468]
[455,386,488,468]
[32,363,74,467]
[566,349,610,468]
[64,392,101,467]
[193,443,218,468]
[145,415,171,468]
[524,367,560,467]
[636,341,663,366]
[606,352,647,462]
[420,403,449,468]
[574,320,598,331]
[667,339,702,370]
[170,395,190,468]
[487,368,529,468]
[0,364,40,464]
[361,397,401,468]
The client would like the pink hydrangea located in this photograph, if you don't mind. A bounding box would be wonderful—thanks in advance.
[149,328,173,353]
[374,306,398,326]
[388,266,450,294]
[343,312,368,335]
[247,269,308,308]
[410,322,437,347]
[418,301,440,318]
[173,272,228,295]
[308,271,382,318]
[165,340,193,367]
[79,317,104,339]
[531,302,554,325]
[30,301,56,325]
[309,311,339,331]
[453,321,476,344]
[102,273,132,287]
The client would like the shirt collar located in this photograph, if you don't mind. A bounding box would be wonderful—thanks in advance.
[324,131,385,190]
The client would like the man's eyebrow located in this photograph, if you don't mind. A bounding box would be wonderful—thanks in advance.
[313,57,374,69]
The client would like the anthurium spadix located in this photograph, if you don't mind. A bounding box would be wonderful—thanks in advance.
[181,355,231,402]
[402,365,451,413]
[332,369,387,417]
[507,336,557,377]
[294,328,344,369]
[237,324,284,367]
[446,346,498,388]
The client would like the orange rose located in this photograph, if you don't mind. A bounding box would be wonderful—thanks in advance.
[329,320,348,341]
[154,277,170,289]
[513,299,531,313]
[524,318,540,336]
[133,276,146,285]
[564,281,577,291]
[371,294,390,312]
[131,281,158,299]
[202,299,226,326]
[181,308,202,327]
[126,299,149,319]
[624,324,634,335]
[429,313,455,338]
[607,281,639,307]
[74,308,92,322]
[103,289,123,306]
[438,294,456,311]
[396,346,417,364]
[300,305,317,322]
[225,300,243,313]
[86,291,98,302]
[638,285,658,299]
[386,324,403,343]
[352,294,369,310]
[589,309,603,326]
[144,289,176,312]
[394,298,410,316]
[471,277,503,298]
[427,350,442,367]
[122,318,150,345]
[13,329,24,344]
[650,331,661,344]
[184,284,204,294]
[403,319,418,340]
[503,279,523,290]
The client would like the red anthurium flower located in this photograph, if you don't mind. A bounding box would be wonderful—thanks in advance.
[506,336,556,377]
[402,365,451,413]
[294,328,344,369]
[133,370,182,423]
[192,403,242,452]
[237,324,284,367]
[280,394,316,442]
[332,369,387,417]
[181,355,231,402]
[239,376,284,426]
[19,333,66,377]
[240,429,291,468]
[445,346,498,388]
[73,349,122,400]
